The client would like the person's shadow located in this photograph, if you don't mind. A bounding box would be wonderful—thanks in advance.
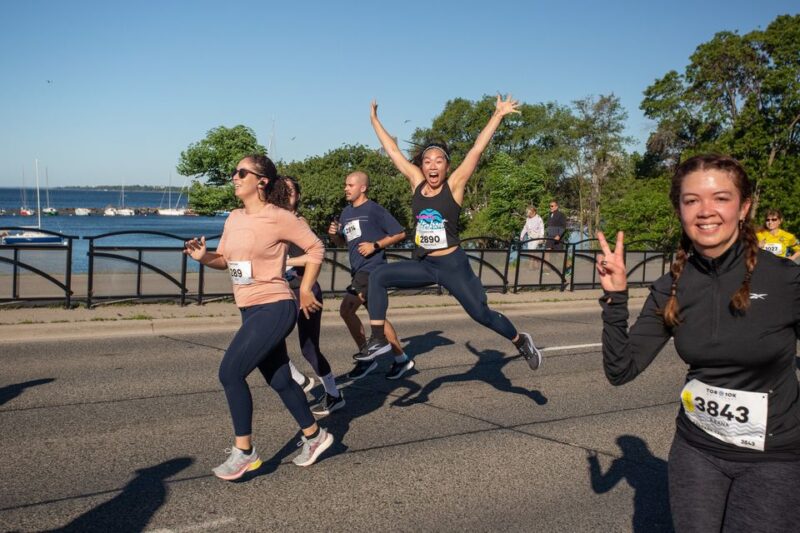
[0,378,55,407]
[48,457,193,532]
[587,435,673,532]
[391,341,547,407]
[400,330,455,358]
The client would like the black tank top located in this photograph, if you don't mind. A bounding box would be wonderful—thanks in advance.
[411,181,461,258]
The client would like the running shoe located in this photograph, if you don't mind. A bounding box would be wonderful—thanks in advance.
[300,374,315,393]
[311,392,346,416]
[212,447,262,481]
[354,336,392,361]
[348,360,378,380]
[517,332,543,370]
[386,358,415,380]
[292,429,334,467]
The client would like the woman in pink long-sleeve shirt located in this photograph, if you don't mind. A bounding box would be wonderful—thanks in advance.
[184,154,334,480]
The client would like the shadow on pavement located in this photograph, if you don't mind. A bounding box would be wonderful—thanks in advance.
[401,330,455,358]
[48,457,194,533]
[391,341,547,407]
[0,378,55,407]
[587,435,673,533]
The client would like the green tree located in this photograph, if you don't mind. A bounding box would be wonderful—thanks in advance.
[186,181,236,216]
[601,174,679,248]
[280,144,412,235]
[641,15,800,183]
[463,152,547,239]
[177,125,266,186]
[567,94,632,238]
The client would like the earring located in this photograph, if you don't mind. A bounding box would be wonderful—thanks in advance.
[738,219,744,230]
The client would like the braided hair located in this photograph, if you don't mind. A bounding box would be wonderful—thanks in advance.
[662,154,757,327]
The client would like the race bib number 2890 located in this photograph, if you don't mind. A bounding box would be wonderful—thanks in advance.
[681,379,768,451]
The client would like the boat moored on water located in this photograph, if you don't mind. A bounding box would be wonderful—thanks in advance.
[157,208,186,216]
[19,207,35,216]
[117,207,135,216]
[1,230,64,245]
[74,207,91,216]
[104,207,118,216]
[42,207,58,216]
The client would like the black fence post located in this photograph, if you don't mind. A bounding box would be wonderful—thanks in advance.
[87,238,94,308]
[65,237,73,308]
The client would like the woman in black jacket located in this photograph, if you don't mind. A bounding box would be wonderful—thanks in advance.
[596,154,800,532]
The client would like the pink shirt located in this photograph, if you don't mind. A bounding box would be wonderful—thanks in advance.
[216,205,324,308]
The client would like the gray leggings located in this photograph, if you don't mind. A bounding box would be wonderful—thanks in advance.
[668,434,800,532]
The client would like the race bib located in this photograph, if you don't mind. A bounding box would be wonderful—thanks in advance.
[681,379,768,451]
[343,220,362,242]
[416,226,447,249]
[415,209,448,250]
[764,242,784,256]
[228,260,253,285]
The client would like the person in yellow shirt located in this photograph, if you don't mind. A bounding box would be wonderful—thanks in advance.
[757,208,800,261]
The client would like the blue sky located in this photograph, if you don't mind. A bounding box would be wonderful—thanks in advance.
[0,0,795,187]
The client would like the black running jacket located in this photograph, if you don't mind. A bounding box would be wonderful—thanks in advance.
[601,241,800,462]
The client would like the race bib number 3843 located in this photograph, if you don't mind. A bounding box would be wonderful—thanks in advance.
[681,379,768,451]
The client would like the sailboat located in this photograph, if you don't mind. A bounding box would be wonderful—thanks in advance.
[157,173,185,216]
[117,181,134,216]
[2,160,63,245]
[19,168,34,216]
[42,168,58,216]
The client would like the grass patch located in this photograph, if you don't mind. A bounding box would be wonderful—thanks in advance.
[125,314,154,321]
[90,317,117,322]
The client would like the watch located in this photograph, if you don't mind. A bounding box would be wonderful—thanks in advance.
[373,241,381,250]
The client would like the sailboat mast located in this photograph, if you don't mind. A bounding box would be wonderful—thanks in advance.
[45,167,51,208]
[35,159,42,228]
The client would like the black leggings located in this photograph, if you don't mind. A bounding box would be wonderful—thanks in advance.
[367,247,517,340]
[218,300,314,436]
[291,283,332,377]
[668,434,800,532]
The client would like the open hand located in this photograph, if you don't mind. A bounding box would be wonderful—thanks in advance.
[596,231,626,292]
[495,93,521,117]
[183,236,207,262]
[370,99,379,119]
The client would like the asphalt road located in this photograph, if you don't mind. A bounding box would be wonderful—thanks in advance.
[1,301,687,532]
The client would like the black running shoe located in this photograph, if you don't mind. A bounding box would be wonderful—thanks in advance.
[354,336,392,361]
[348,360,378,380]
[311,392,346,416]
[386,359,415,380]
[517,332,543,370]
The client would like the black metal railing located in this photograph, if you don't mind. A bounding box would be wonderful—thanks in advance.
[0,227,78,308]
[0,229,675,307]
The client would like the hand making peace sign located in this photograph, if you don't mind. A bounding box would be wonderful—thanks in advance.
[596,231,626,292]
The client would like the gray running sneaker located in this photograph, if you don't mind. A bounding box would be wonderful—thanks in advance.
[311,392,346,416]
[354,336,392,361]
[212,447,262,481]
[386,358,415,380]
[348,360,378,380]
[517,332,543,370]
[292,429,334,467]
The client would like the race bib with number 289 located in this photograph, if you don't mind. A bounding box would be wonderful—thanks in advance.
[227,260,253,285]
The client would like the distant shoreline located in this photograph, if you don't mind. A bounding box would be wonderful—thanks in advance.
[0,186,184,192]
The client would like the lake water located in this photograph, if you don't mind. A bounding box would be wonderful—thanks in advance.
[1,188,225,273]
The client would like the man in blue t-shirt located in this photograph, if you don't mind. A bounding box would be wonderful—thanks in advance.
[327,171,411,380]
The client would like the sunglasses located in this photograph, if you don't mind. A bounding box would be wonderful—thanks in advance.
[230,168,266,180]
[766,218,779,222]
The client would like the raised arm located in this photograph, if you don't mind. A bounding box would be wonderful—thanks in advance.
[370,100,424,189]
[448,94,520,195]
